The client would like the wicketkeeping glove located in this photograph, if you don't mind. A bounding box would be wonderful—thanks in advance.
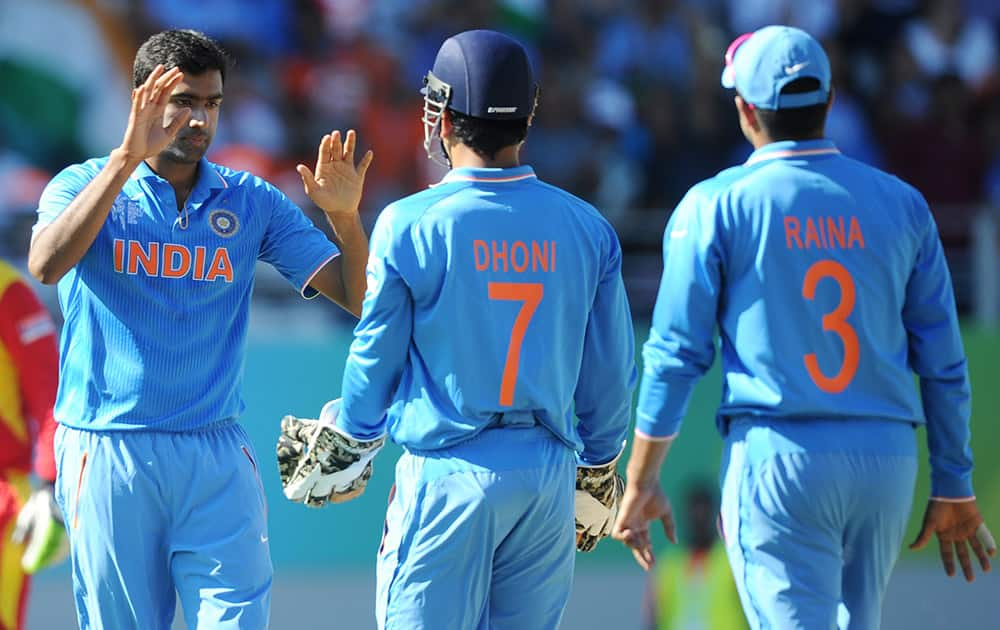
[277,399,386,508]
[11,483,70,573]
[575,450,625,552]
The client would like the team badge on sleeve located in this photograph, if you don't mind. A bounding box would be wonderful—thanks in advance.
[209,209,240,237]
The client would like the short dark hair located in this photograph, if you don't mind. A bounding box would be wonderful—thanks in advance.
[447,110,530,160]
[752,78,830,141]
[133,29,229,88]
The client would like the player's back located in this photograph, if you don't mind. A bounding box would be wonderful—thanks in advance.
[377,167,623,450]
[703,142,952,426]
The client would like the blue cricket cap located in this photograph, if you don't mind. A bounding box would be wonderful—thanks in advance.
[720,25,831,110]
[424,29,536,120]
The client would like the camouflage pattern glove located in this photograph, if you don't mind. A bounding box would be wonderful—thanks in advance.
[575,450,625,552]
[277,399,385,508]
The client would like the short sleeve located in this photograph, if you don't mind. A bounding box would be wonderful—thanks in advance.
[257,182,339,299]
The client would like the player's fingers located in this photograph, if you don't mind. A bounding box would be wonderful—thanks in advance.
[357,149,374,179]
[939,537,956,577]
[143,64,165,90]
[330,130,343,162]
[660,511,677,545]
[134,85,148,110]
[628,535,654,571]
[969,532,992,573]
[315,134,330,171]
[977,523,998,558]
[153,68,183,105]
[343,129,356,160]
[165,108,192,137]
[955,540,975,582]
[909,523,934,550]
[296,164,317,193]
[329,486,364,504]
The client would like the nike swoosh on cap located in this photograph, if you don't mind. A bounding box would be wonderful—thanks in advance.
[784,62,809,75]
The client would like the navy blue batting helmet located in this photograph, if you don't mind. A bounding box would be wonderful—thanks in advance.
[422,30,537,164]
[425,29,536,119]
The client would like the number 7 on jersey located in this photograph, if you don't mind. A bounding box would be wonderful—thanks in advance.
[488,282,544,406]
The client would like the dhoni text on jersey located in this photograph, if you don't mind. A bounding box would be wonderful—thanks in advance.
[473,239,557,273]
[112,239,234,282]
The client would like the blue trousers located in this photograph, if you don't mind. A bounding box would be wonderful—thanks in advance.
[376,424,576,629]
[719,418,918,630]
[54,423,272,629]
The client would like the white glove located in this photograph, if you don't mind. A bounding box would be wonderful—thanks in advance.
[11,484,70,574]
[575,449,625,552]
[277,399,386,507]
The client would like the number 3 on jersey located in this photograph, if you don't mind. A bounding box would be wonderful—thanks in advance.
[802,260,859,393]
[488,282,543,406]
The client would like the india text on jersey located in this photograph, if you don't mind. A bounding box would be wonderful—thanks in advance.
[112,239,234,282]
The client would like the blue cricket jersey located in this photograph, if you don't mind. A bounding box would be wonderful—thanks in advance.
[34,157,338,431]
[637,139,974,498]
[337,166,637,465]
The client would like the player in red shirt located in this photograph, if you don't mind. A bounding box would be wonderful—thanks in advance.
[0,258,67,630]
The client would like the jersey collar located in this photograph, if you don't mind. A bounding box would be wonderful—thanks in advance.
[437,165,537,185]
[744,139,840,167]
[130,158,229,193]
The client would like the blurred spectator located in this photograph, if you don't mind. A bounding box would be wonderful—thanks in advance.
[1,0,997,315]
[884,74,987,205]
[143,0,297,57]
[642,482,747,630]
[902,0,998,90]
[727,0,838,40]
[596,0,696,90]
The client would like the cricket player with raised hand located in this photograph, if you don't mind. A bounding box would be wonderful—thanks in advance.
[28,29,372,629]
[613,25,996,630]
[276,29,637,629]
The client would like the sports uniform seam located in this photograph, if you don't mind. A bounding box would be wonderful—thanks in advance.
[737,460,768,630]
[382,461,423,624]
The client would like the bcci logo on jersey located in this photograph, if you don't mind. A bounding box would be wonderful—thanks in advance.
[209,209,239,237]
[111,195,142,229]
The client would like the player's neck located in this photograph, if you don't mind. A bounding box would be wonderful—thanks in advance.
[146,156,199,190]
[447,143,521,169]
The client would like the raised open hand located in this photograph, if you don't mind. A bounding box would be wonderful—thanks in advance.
[297,130,374,218]
[119,65,191,161]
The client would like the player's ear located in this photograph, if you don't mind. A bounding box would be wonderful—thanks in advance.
[440,108,454,139]
[734,95,758,131]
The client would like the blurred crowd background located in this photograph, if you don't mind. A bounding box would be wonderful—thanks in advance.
[3,0,1000,317]
[5,2,1000,627]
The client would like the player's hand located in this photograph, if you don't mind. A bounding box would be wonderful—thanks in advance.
[910,499,996,581]
[277,399,385,508]
[11,483,70,574]
[297,130,374,219]
[575,453,626,552]
[118,65,191,161]
[612,480,676,572]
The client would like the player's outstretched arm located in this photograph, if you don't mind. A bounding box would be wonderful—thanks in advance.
[29,65,190,284]
[612,434,677,571]
[297,130,373,316]
[910,499,996,581]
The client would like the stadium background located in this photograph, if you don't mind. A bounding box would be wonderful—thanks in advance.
[2,0,998,628]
